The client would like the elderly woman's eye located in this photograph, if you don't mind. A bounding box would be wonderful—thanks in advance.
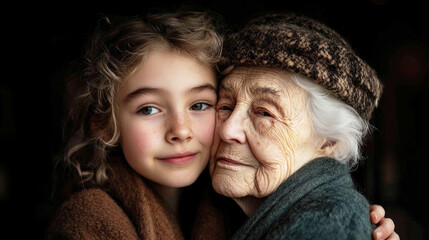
[255,108,273,117]
[219,105,233,111]
[262,112,272,117]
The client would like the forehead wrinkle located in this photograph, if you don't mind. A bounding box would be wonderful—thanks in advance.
[220,73,245,97]
[219,82,233,92]
[250,87,281,98]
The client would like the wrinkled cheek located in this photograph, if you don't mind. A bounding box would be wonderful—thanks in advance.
[250,125,294,166]
[250,126,295,197]
[211,168,256,198]
[209,118,223,177]
[255,162,287,197]
[209,146,218,178]
[253,142,289,197]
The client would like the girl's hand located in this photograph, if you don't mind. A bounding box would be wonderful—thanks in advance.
[370,204,400,240]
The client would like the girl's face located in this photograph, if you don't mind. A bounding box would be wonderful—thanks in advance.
[118,49,217,188]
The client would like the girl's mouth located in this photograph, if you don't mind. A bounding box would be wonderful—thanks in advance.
[158,152,197,164]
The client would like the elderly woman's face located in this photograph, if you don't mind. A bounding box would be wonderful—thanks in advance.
[210,67,327,199]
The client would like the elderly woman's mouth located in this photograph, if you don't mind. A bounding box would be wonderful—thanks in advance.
[217,157,248,166]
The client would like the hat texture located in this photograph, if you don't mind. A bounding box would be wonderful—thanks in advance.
[221,13,383,120]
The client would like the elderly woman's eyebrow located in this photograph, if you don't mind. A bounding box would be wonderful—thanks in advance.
[220,82,281,96]
[219,83,233,92]
[251,87,281,97]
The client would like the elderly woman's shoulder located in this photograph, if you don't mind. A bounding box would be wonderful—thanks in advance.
[268,184,374,239]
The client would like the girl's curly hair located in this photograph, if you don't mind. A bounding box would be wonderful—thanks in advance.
[54,10,223,194]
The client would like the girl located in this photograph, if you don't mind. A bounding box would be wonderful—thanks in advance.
[47,9,396,240]
[48,10,222,239]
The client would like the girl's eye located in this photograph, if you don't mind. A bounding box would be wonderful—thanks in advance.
[190,103,211,111]
[138,106,160,115]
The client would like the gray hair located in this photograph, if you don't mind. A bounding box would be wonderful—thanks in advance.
[290,73,371,167]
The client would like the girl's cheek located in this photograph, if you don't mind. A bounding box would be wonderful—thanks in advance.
[197,114,216,146]
[130,130,151,150]
[121,122,154,153]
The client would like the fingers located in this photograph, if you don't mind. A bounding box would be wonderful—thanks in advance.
[373,218,396,240]
[370,204,386,224]
[387,232,400,240]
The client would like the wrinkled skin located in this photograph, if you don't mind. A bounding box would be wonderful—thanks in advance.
[209,67,399,240]
[210,67,332,214]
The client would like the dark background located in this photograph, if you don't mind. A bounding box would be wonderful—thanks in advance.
[1,0,428,239]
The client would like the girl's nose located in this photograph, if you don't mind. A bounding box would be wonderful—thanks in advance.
[166,113,193,143]
[219,108,246,144]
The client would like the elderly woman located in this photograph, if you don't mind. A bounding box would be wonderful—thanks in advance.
[208,13,388,239]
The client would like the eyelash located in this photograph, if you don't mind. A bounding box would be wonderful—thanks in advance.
[138,106,160,116]
[137,102,212,116]
[253,107,274,118]
[217,103,274,119]
[216,100,233,111]
[190,102,213,111]
[218,105,233,111]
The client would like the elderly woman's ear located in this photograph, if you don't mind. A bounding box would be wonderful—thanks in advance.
[319,139,337,157]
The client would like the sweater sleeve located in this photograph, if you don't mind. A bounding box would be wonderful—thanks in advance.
[266,187,375,240]
[46,188,139,240]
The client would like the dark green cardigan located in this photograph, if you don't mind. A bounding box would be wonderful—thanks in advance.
[231,157,374,240]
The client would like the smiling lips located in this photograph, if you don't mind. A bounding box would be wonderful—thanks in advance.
[158,152,197,164]
[217,157,246,166]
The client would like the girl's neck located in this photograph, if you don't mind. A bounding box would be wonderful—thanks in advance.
[148,182,182,217]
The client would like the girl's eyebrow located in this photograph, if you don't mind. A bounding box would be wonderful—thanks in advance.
[187,83,217,94]
[124,87,162,103]
[124,83,217,103]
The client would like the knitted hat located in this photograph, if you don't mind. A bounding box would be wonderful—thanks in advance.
[220,13,383,120]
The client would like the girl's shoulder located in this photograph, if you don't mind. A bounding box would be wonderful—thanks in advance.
[46,188,138,239]
[54,187,119,213]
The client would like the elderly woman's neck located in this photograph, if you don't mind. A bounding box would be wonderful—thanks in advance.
[233,196,264,217]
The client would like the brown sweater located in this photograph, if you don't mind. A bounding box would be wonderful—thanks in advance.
[47,158,226,240]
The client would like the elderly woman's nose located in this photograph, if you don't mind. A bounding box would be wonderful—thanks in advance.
[165,113,193,143]
[219,109,247,144]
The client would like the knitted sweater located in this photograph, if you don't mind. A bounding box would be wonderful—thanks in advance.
[231,157,375,240]
[46,157,226,240]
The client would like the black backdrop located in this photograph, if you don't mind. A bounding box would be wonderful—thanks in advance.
[1,0,428,239]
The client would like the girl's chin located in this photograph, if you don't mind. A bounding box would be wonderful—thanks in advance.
[164,178,198,188]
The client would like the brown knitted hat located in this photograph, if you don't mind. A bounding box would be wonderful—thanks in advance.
[220,13,383,120]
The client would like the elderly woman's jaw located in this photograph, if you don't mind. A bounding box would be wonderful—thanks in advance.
[210,67,334,215]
